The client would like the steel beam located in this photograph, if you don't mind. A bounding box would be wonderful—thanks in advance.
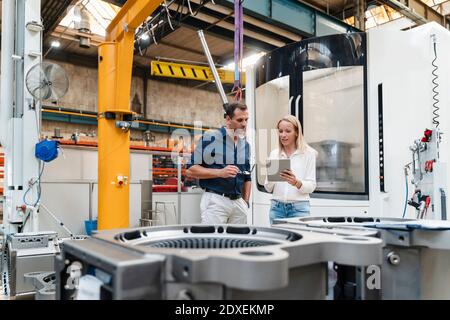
[189,0,302,42]
[50,25,104,47]
[354,0,366,31]
[106,0,163,42]
[158,41,222,61]
[180,17,278,52]
[380,0,448,27]
[218,0,358,36]
[42,0,76,37]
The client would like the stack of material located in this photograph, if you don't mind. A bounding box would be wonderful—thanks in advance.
[152,155,177,186]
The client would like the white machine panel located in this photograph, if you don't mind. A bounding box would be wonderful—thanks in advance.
[367,23,450,218]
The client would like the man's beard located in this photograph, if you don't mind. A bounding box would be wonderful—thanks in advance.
[235,128,246,139]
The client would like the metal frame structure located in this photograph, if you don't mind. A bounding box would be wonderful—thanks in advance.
[0,0,43,234]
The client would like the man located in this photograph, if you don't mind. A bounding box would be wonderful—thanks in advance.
[186,102,251,224]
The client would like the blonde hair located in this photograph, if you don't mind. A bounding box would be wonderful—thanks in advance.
[277,115,311,154]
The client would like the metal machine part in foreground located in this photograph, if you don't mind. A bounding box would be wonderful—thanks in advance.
[273,216,450,299]
[56,224,382,300]
[3,232,60,297]
[24,271,56,300]
[1,232,88,298]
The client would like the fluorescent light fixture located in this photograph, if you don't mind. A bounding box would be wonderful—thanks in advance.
[223,52,266,71]
[51,40,61,48]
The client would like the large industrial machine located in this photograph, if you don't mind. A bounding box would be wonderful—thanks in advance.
[247,22,450,225]
[55,224,382,300]
[274,216,450,299]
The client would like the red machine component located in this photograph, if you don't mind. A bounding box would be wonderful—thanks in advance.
[425,196,431,208]
[421,129,433,142]
[425,159,435,172]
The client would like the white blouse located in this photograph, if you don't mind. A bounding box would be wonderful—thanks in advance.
[264,147,317,202]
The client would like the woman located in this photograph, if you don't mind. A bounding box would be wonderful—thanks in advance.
[264,115,317,224]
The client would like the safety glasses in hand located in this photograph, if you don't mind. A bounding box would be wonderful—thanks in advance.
[238,164,256,176]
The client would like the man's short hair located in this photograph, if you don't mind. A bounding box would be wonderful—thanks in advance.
[224,102,247,119]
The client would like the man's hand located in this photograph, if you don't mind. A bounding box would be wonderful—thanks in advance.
[219,165,239,178]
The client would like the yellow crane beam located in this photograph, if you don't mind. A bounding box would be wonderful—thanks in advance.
[151,60,246,85]
[98,0,163,230]
[106,0,160,42]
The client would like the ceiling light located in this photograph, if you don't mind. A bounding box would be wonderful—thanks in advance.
[51,40,61,48]
[223,52,266,71]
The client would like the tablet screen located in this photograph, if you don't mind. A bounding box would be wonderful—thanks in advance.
[266,159,291,182]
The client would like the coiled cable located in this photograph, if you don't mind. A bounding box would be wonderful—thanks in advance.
[431,36,440,128]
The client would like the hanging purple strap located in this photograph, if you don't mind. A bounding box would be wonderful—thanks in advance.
[233,0,244,99]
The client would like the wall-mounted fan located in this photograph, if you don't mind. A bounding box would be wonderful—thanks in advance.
[25,61,69,101]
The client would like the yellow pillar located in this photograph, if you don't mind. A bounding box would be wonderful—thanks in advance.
[97,0,163,230]
[97,39,132,230]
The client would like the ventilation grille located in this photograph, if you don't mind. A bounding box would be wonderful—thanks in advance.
[146,237,278,249]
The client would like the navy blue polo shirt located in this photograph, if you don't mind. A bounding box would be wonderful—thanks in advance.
[188,126,251,196]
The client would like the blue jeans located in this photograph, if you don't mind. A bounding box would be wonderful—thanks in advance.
[269,200,310,224]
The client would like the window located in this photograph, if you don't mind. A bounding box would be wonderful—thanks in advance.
[254,76,290,188]
[303,66,366,193]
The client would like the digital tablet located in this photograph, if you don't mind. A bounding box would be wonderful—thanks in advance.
[266,159,291,182]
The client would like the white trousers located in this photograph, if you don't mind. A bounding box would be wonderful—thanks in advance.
[200,192,248,224]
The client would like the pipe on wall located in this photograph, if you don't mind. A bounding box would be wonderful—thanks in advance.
[41,106,215,132]
[0,0,16,147]
[143,74,148,117]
